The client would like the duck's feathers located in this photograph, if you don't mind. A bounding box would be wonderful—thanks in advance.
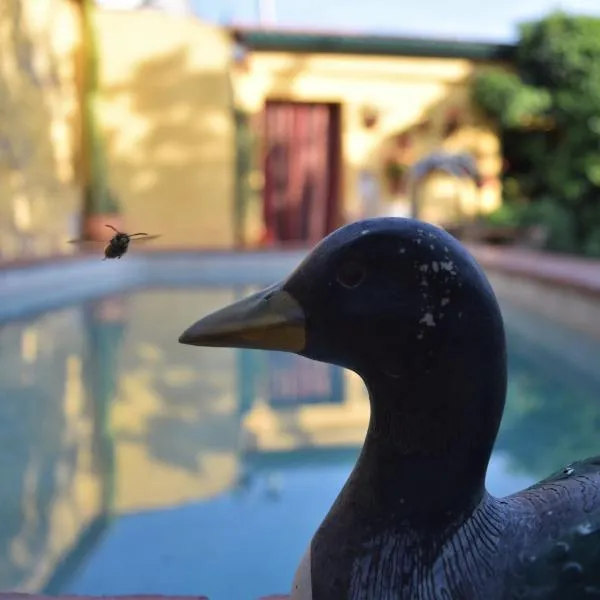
[311,462,600,600]
[507,456,600,599]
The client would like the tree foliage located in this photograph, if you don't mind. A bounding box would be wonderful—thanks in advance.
[472,12,600,255]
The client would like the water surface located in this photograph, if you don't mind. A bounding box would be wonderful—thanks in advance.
[1,286,599,599]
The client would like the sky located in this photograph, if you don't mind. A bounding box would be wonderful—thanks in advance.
[190,0,600,42]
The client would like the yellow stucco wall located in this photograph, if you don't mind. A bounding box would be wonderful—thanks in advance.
[232,51,505,239]
[94,11,235,248]
[0,0,83,261]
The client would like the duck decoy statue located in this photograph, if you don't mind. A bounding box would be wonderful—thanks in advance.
[178,218,600,599]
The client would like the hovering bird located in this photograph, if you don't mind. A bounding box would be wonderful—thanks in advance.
[179,217,600,600]
[68,224,160,260]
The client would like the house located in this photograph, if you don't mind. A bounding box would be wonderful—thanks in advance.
[0,3,514,257]
[93,11,514,248]
[229,28,513,246]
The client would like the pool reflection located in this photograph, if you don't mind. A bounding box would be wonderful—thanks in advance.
[0,288,600,599]
[0,298,114,592]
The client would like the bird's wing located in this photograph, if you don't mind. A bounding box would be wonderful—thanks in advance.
[509,457,600,599]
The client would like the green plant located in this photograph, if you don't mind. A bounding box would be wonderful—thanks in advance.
[82,0,119,216]
[521,198,577,252]
[382,159,409,195]
[484,203,526,228]
[472,70,552,130]
[83,186,120,214]
[233,108,255,245]
[383,160,407,180]
[472,12,600,256]
[483,198,576,252]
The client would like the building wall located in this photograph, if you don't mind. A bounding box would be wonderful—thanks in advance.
[232,51,506,241]
[94,10,236,248]
[0,0,83,262]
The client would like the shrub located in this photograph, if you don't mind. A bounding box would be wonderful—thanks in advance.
[472,12,600,256]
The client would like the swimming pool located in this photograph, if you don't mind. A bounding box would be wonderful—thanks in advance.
[1,256,600,600]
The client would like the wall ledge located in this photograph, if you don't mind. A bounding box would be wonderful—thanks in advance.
[3,244,600,337]
[4,243,599,296]
[467,243,600,298]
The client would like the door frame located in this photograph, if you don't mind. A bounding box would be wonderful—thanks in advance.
[261,98,343,245]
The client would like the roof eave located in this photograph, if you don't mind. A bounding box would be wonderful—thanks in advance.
[230,28,516,61]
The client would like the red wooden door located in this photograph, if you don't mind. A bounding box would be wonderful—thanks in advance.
[262,101,341,245]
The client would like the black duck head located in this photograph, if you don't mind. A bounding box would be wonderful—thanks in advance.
[180,218,507,500]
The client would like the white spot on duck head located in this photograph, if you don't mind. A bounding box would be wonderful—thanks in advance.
[440,260,456,274]
[419,313,436,327]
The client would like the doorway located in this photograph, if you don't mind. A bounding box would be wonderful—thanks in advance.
[262,100,341,245]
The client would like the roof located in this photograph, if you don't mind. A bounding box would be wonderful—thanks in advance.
[230,27,516,61]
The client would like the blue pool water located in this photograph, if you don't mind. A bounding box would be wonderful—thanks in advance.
[1,281,600,599]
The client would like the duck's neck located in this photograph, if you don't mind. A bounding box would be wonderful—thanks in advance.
[354,358,506,518]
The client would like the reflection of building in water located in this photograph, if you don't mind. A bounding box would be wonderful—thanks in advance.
[108,290,242,513]
[266,352,343,408]
[240,351,369,456]
[0,308,108,592]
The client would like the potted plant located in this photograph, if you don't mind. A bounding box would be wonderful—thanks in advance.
[383,159,408,195]
[80,0,123,241]
[442,108,462,138]
[83,186,123,241]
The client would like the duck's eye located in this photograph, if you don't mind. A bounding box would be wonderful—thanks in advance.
[336,261,366,289]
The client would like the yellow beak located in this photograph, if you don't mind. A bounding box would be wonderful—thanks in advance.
[178,283,306,352]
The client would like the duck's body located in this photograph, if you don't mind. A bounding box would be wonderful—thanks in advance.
[305,459,600,599]
[179,218,600,599]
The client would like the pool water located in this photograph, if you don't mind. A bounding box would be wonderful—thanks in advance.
[1,285,600,599]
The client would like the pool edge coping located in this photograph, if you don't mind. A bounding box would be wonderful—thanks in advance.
[2,244,599,297]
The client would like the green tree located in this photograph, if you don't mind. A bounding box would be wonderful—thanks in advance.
[472,12,600,255]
